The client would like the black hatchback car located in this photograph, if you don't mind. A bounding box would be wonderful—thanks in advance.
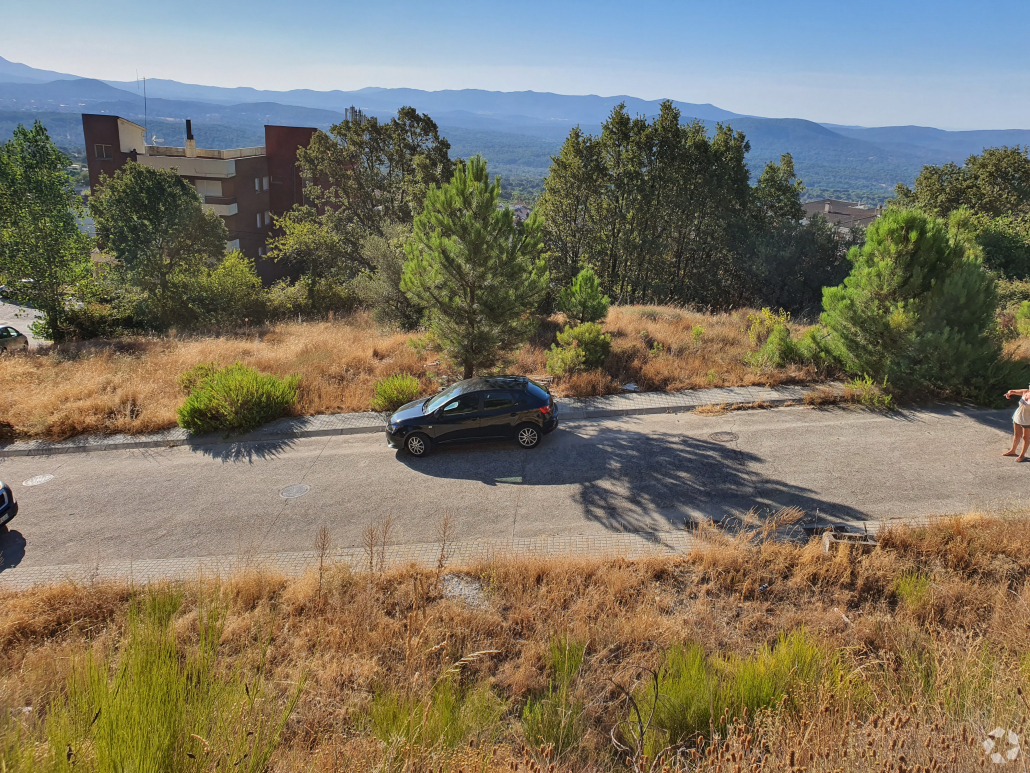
[386,376,558,456]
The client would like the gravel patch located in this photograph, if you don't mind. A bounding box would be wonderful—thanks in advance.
[442,573,488,608]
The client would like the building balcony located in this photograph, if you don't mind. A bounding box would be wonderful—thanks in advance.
[203,196,238,216]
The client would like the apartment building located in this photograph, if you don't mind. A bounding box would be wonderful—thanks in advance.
[82,114,317,283]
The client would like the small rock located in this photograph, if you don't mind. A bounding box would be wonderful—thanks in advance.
[622,382,640,392]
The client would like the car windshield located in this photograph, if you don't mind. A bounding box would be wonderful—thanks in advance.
[424,384,463,414]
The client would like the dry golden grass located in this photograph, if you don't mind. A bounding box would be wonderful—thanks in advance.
[2,512,1030,771]
[0,313,442,440]
[516,306,822,398]
[0,306,827,441]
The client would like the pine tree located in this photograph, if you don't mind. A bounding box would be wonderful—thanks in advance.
[557,267,610,324]
[401,156,548,378]
[821,208,1000,392]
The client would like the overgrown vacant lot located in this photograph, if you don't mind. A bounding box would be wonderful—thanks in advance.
[0,307,821,440]
[2,514,1029,771]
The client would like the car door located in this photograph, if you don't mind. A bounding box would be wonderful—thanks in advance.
[478,390,517,439]
[430,392,482,443]
[0,328,12,350]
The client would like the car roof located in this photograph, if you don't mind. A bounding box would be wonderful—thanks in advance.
[456,376,530,393]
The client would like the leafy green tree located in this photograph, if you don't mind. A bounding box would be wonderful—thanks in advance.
[893,146,1030,218]
[820,208,1000,392]
[557,267,610,324]
[748,215,864,313]
[536,102,752,307]
[355,223,426,330]
[752,154,806,224]
[401,156,548,378]
[272,107,454,282]
[89,162,227,321]
[0,121,92,341]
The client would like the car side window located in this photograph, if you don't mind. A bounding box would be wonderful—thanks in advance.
[441,393,480,416]
[0,329,11,339]
[483,391,513,409]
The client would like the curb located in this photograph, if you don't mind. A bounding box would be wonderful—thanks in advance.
[0,422,386,458]
[0,388,819,459]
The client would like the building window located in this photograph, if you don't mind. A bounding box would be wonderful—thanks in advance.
[262,176,269,191]
[94,144,112,160]
[254,178,260,192]
[257,246,264,257]
[226,239,240,252]
[264,211,271,226]
[256,213,262,229]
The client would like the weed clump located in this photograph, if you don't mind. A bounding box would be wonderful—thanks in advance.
[546,322,612,377]
[176,362,299,434]
[370,373,421,412]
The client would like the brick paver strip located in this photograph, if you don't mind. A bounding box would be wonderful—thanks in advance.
[0,516,921,590]
[0,530,701,589]
[0,383,841,458]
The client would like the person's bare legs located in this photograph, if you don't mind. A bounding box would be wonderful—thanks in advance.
[1005,424,1022,456]
[1019,428,1030,461]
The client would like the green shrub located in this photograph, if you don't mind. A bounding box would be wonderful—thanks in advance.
[370,373,421,412]
[749,323,807,368]
[634,630,829,754]
[745,307,790,346]
[522,637,586,761]
[820,209,1000,394]
[557,268,610,324]
[369,679,506,751]
[845,374,895,409]
[546,322,612,377]
[545,344,586,377]
[692,324,704,342]
[175,251,268,328]
[176,362,300,435]
[1016,301,1030,337]
[39,587,300,773]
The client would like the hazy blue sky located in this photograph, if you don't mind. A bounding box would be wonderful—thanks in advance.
[3,0,1028,129]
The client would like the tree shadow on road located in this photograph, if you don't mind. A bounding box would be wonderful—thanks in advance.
[0,527,26,574]
[399,422,867,536]
[188,437,297,463]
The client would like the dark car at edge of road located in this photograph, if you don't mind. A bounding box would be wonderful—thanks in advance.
[386,376,558,457]
[0,480,18,529]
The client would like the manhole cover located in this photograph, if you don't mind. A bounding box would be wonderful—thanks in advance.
[279,484,310,499]
[708,432,738,443]
[23,474,54,487]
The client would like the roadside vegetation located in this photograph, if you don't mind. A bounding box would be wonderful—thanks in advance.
[0,306,823,440]
[2,512,1030,771]
[3,112,1030,437]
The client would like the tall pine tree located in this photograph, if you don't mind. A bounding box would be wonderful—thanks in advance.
[402,156,548,378]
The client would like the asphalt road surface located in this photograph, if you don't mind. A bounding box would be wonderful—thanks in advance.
[0,405,1025,573]
[0,300,43,348]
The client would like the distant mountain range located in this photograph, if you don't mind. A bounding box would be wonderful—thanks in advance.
[2,55,1028,204]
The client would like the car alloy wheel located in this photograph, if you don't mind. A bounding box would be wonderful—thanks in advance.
[517,426,540,448]
[406,434,429,457]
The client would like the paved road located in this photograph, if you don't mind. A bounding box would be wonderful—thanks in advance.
[0,405,1025,575]
[0,300,43,348]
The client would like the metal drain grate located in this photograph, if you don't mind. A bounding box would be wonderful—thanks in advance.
[23,474,55,487]
[279,484,310,499]
[708,431,739,443]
